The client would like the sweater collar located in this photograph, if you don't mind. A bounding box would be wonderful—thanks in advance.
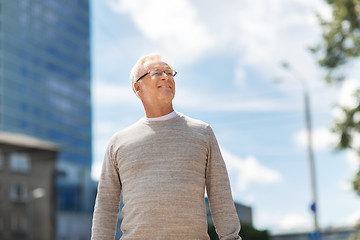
[145,111,179,122]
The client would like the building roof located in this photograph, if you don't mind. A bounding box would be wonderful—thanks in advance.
[0,132,59,152]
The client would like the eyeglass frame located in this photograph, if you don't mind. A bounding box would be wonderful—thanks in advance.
[136,69,177,82]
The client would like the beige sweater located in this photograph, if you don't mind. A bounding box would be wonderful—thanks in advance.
[91,114,241,240]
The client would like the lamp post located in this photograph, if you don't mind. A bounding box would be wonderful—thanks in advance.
[281,62,319,232]
[28,188,46,240]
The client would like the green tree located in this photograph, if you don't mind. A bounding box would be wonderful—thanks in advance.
[240,224,269,240]
[313,0,360,238]
[312,0,360,83]
[207,223,269,240]
[313,0,360,195]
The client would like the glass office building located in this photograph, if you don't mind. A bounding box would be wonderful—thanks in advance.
[0,0,93,238]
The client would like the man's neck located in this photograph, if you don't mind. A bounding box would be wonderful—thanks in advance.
[144,104,174,118]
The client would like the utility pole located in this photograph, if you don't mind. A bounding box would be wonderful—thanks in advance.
[282,62,319,232]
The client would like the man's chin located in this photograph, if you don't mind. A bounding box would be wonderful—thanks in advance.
[159,93,175,103]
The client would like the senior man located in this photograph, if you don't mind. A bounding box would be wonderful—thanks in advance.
[91,54,241,240]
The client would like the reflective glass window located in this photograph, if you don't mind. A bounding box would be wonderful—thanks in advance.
[20,120,29,130]
[32,4,41,16]
[20,0,29,9]
[9,152,31,173]
[9,183,29,202]
[19,13,28,25]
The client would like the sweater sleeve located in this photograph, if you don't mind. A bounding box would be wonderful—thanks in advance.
[91,141,122,240]
[205,126,241,240]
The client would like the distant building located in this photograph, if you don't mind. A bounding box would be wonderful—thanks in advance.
[205,198,253,226]
[270,226,357,240]
[0,1,94,239]
[0,132,58,240]
[234,201,253,226]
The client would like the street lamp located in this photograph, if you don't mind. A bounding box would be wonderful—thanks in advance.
[28,187,46,240]
[281,62,319,232]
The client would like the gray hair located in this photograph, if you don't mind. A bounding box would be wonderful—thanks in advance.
[130,54,172,93]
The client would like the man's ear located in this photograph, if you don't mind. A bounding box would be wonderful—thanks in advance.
[134,82,141,95]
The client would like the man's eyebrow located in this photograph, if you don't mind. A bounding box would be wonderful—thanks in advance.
[151,68,172,71]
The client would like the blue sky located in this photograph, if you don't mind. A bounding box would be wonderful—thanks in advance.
[90,0,360,233]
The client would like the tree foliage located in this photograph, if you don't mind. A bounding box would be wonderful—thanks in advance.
[332,90,360,196]
[207,223,269,240]
[239,224,269,240]
[312,0,360,83]
[314,1,360,236]
[314,0,360,196]
[350,219,360,240]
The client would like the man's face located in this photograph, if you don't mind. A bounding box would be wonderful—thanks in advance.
[136,61,176,105]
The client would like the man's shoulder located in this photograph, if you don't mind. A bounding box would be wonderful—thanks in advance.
[108,119,145,143]
[180,114,211,131]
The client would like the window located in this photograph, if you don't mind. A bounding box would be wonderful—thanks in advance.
[32,4,41,16]
[9,152,30,173]
[19,13,29,25]
[11,214,28,233]
[9,184,28,202]
[20,0,29,9]
[0,217,3,232]
[0,151,3,170]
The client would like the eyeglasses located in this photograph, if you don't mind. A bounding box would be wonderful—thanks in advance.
[136,69,177,82]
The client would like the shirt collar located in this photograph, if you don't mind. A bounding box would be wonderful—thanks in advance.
[145,111,179,122]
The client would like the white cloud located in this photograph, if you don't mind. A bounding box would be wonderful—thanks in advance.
[104,0,328,74]
[230,0,337,109]
[107,0,215,65]
[332,106,347,123]
[346,150,360,181]
[221,149,283,191]
[335,151,358,194]
[258,211,312,233]
[331,79,360,167]
[277,213,312,231]
[92,80,139,106]
[91,120,121,181]
[346,210,360,225]
[346,150,360,172]
[234,1,279,65]
[91,161,103,181]
[242,194,256,206]
[174,87,294,112]
[233,67,248,89]
[350,132,360,152]
[338,179,352,192]
[232,0,326,68]
[337,79,360,109]
[293,127,338,151]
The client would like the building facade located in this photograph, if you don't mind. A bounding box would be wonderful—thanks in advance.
[205,198,253,226]
[270,226,357,240]
[0,132,58,240]
[0,0,94,239]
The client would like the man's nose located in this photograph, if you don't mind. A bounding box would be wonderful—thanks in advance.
[160,71,170,79]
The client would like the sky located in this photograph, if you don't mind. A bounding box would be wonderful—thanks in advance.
[90,0,360,234]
